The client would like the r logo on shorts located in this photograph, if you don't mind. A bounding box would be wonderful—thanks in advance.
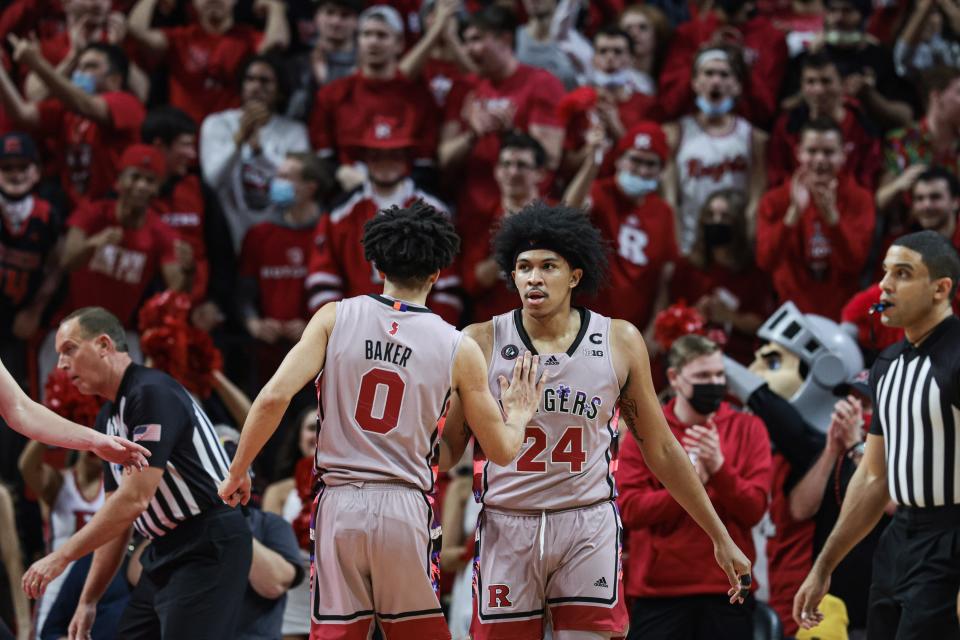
[488,585,512,608]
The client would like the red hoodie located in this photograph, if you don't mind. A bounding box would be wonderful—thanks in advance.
[616,399,772,597]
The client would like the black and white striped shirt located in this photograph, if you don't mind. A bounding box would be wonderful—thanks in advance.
[870,316,960,507]
[97,364,230,538]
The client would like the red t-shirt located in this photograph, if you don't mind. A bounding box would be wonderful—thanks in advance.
[61,199,177,327]
[161,24,262,124]
[423,58,469,110]
[155,174,207,300]
[309,71,439,166]
[670,258,776,364]
[658,14,788,127]
[446,64,565,213]
[305,182,462,325]
[587,179,678,329]
[458,203,520,323]
[239,220,313,322]
[767,102,882,190]
[616,399,772,597]
[756,174,876,320]
[36,91,145,206]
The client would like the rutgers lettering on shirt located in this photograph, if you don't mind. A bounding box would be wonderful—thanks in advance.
[675,115,753,252]
[479,309,621,511]
[314,295,463,492]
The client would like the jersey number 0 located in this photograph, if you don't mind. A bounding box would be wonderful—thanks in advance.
[355,368,405,434]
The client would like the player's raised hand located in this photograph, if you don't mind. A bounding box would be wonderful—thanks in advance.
[91,433,150,471]
[499,351,547,426]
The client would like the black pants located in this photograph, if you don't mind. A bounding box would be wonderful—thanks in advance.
[117,506,252,640]
[867,505,960,640]
[628,594,755,640]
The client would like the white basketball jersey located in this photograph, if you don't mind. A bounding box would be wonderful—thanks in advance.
[480,309,621,511]
[35,470,103,640]
[675,115,753,253]
[315,294,463,491]
[50,469,104,550]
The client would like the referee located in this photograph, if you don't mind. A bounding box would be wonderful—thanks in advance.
[21,307,252,639]
[795,230,960,639]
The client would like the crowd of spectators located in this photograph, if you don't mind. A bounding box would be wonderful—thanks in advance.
[0,0,959,637]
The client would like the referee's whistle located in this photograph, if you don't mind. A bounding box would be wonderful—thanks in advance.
[869,301,893,314]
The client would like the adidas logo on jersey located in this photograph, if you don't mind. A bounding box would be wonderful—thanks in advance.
[593,577,608,588]
[544,355,560,366]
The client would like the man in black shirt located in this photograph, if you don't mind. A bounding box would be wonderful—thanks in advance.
[795,230,960,639]
[21,306,252,640]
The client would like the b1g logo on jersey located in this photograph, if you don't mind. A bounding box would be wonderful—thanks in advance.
[501,344,519,360]
[487,584,513,608]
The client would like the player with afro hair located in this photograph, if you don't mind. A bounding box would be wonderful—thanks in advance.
[362,200,461,287]
[492,202,609,297]
[443,202,752,640]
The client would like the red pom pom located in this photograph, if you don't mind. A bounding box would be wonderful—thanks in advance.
[180,327,222,398]
[43,368,103,428]
[138,290,221,398]
[653,302,707,352]
[138,290,191,333]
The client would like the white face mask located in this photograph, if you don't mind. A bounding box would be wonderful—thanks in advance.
[696,95,735,116]
[593,69,631,89]
[616,170,658,197]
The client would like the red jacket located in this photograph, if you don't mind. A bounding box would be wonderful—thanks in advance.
[756,174,875,320]
[766,101,882,190]
[658,13,787,127]
[616,399,772,598]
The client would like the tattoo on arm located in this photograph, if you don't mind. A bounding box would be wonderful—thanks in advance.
[618,396,644,444]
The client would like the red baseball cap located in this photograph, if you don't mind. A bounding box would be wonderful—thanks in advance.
[118,144,167,178]
[616,121,668,164]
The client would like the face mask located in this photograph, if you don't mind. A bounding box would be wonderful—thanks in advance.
[593,69,631,89]
[703,223,734,246]
[686,382,726,415]
[269,177,296,206]
[616,170,658,198]
[824,30,863,46]
[696,95,735,116]
[71,71,97,95]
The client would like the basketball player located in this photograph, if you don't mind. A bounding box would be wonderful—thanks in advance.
[220,201,547,639]
[442,203,752,639]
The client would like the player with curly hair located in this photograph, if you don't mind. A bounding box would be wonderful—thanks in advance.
[442,202,753,639]
[221,200,547,640]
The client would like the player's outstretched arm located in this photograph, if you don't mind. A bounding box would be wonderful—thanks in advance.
[0,358,150,468]
[794,433,889,629]
[221,302,337,506]
[611,319,750,602]
[448,333,545,467]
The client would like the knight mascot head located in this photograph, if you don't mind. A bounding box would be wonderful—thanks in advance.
[728,301,863,432]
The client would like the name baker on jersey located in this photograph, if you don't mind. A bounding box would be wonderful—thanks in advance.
[365,339,413,367]
[539,384,602,420]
